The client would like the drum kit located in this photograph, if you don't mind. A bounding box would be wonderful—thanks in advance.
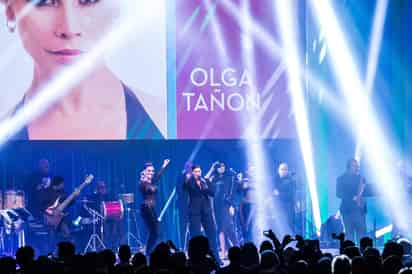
[1,190,26,210]
[0,189,32,255]
[80,192,143,252]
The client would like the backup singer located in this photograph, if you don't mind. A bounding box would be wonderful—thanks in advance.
[336,159,367,243]
[209,162,238,256]
[273,162,296,234]
[184,164,220,263]
[238,165,257,243]
[139,159,170,255]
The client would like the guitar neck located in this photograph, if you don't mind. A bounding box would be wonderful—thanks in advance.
[56,181,88,212]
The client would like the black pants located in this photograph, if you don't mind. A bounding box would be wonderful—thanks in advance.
[280,201,295,234]
[240,204,254,243]
[342,210,366,243]
[141,204,159,255]
[178,204,189,250]
[189,206,219,260]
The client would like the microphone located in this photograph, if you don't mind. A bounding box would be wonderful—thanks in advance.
[229,168,238,174]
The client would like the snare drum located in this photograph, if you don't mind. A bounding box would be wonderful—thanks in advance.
[101,201,124,220]
[4,190,25,209]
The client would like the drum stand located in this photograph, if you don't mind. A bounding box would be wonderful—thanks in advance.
[83,206,106,253]
[125,206,143,252]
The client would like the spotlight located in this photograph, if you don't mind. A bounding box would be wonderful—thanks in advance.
[275,0,321,235]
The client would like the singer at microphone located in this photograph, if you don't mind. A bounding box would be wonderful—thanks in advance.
[184,164,221,265]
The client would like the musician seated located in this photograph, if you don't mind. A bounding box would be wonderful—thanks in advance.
[86,180,113,211]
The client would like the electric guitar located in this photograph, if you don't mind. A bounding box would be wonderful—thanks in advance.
[44,174,94,228]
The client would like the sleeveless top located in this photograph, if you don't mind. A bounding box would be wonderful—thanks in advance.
[11,84,164,140]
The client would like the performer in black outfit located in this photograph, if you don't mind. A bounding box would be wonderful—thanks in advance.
[336,159,367,243]
[184,164,220,263]
[209,162,238,256]
[176,161,193,250]
[39,176,77,251]
[139,159,170,255]
[238,165,257,243]
[26,158,52,220]
[273,162,296,234]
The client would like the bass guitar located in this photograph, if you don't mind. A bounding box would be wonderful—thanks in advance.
[44,174,94,228]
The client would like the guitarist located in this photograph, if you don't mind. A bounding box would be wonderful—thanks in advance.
[336,159,367,243]
[39,176,79,245]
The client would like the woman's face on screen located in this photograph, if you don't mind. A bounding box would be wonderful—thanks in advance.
[6,0,122,71]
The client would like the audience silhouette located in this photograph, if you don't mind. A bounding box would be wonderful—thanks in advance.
[0,230,411,274]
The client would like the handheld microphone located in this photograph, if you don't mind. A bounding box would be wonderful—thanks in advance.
[229,168,238,174]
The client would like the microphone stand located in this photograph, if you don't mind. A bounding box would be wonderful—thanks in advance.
[83,205,106,253]
[125,204,144,252]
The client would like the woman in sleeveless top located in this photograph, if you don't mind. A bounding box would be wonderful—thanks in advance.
[1,0,163,140]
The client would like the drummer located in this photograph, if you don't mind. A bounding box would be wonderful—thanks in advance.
[86,180,112,209]
[83,180,122,249]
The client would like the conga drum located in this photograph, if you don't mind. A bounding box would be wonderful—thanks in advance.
[15,191,26,208]
[4,190,26,209]
[101,200,124,220]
